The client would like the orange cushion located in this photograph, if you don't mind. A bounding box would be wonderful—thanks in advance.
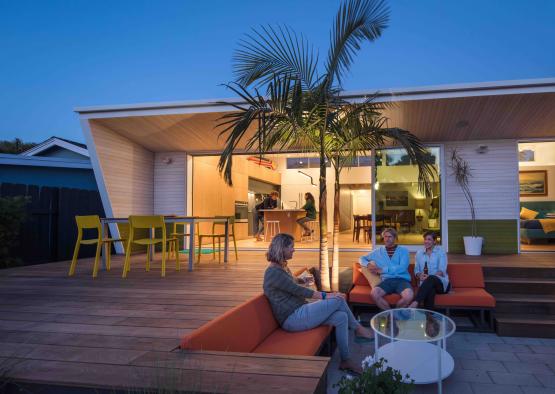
[352,263,417,287]
[348,285,403,305]
[435,288,495,308]
[252,326,332,356]
[180,294,278,352]
[448,264,485,288]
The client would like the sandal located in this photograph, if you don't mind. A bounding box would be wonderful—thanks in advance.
[354,335,374,344]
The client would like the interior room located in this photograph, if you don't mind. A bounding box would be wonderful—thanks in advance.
[518,141,555,252]
[191,147,441,251]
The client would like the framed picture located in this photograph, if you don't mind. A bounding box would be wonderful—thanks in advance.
[519,170,548,196]
[385,191,409,207]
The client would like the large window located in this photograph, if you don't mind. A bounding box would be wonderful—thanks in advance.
[375,147,441,245]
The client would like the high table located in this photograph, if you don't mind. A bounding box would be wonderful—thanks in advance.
[100,216,230,272]
[259,209,306,241]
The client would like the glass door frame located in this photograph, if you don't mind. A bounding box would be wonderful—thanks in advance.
[370,144,446,252]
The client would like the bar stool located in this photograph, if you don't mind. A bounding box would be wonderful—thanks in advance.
[301,220,319,242]
[264,220,281,242]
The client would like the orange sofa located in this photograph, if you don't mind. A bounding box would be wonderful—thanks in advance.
[181,293,333,356]
[348,262,496,329]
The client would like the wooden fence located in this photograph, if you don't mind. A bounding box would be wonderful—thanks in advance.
[1,182,104,264]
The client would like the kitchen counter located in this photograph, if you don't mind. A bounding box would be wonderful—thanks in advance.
[259,209,307,241]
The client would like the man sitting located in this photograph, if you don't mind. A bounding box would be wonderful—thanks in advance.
[358,228,413,310]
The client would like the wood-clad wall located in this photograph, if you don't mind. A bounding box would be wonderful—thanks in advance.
[192,156,281,240]
[445,139,519,220]
[89,120,154,216]
[154,152,187,215]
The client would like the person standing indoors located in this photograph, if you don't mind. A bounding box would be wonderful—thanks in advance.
[359,228,413,310]
[254,191,279,241]
[297,192,317,237]
[409,231,450,310]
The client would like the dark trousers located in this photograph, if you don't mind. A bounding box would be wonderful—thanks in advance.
[414,275,450,310]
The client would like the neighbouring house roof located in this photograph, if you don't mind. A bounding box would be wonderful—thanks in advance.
[0,153,92,169]
[21,136,89,158]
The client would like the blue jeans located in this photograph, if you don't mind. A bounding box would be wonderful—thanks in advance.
[282,297,360,360]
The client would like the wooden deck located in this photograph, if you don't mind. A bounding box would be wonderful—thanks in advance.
[0,252,332,393]
[0,251,553,393]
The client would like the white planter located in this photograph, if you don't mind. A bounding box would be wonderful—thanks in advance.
[463,236,483,256]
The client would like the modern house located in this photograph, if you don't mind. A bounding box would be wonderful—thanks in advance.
[0,136,97,190]
[76,78,555,254]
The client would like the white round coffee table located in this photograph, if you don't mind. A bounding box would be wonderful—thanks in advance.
[369,308,456,394]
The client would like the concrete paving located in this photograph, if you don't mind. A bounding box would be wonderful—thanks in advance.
[327,331,555,393]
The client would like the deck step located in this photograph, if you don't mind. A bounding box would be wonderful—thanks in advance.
[486,277,555,295]
[495,313,555,338]
[494,293,555,314]
[483,266,555,279]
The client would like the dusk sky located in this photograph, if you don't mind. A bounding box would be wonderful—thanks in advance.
[1,0,554,143]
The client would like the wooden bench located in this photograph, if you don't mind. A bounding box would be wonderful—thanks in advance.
[348,262,496,330]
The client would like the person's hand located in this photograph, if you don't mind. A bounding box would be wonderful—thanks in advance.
[329,292,346,300]
[435,271,444,277]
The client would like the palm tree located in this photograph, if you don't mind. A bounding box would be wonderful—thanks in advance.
[326,104,436,290]
[216,0,434,290]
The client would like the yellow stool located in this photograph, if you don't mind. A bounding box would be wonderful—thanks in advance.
[122,215,179,278]
[68,215,123,278]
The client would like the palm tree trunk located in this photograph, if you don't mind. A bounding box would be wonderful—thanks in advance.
[331,167,340,291]
[318,138,330,291]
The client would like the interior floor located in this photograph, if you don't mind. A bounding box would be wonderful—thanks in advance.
[234,230,434,249]
[520,240,555,252]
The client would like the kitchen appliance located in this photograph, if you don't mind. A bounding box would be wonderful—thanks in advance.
[234,201,248,223]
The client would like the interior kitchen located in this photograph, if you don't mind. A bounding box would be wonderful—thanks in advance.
[192,149,441,250]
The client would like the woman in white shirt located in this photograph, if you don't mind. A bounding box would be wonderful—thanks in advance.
[409,231,450,310]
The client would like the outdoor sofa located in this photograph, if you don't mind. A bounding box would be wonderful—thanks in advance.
[181,267,332,357]
[348,262,496,330]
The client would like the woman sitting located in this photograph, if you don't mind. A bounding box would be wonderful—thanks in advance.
[297,192,317,237]
[409,231,450,310]
[263,233,372,373]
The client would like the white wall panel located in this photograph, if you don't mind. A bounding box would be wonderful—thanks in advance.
[444,139,519,220]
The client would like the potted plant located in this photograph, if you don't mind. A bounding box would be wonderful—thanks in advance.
[334,357,414,394]
[449,149,483,255]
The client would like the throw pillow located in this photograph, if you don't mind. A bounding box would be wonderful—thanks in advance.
[520,207,539,220]
[359,265,382,288]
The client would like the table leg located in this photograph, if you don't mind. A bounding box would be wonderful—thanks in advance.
[437,339,442,394]
[149,227,154,261]
[101,222,107,270]
[224,220,229,264]
[188,222,195,271]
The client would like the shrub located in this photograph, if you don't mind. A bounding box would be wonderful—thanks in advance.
[335,357,414,394]
[0,195,29,268]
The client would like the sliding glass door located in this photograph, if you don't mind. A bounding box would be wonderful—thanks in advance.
[373,147,442,247]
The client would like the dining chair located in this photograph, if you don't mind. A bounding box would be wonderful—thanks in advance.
[68,215,123,278]
[168,221,191,260]
[196,216,236,263]
[122,215,179,278]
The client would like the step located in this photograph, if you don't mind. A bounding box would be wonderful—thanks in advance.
[483,266,555,279]
[494,293,555,314]
[495,313,555,338]
[486,277,555,295]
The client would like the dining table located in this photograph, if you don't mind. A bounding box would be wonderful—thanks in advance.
[100,216,230,272]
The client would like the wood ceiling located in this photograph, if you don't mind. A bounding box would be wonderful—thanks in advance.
[91,92,555,153]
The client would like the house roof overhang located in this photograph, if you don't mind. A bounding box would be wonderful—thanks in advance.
[76,78,555,153]
[21,136,90,158]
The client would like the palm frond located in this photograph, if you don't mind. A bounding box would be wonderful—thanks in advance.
[233,25,318,89]
[326,0,389,87]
